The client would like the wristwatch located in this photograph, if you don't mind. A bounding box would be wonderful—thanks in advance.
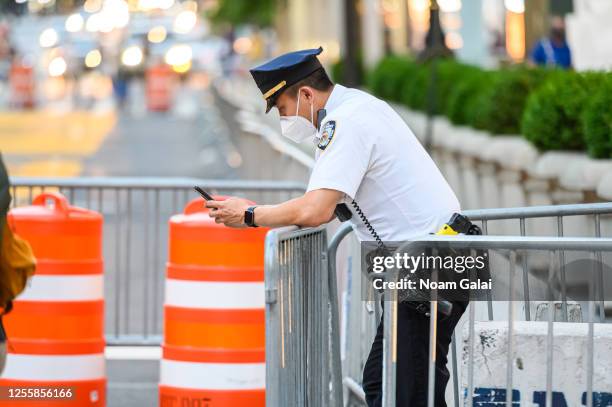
[244,206,258,227]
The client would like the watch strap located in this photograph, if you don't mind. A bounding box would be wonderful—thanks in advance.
[245,206,258,227]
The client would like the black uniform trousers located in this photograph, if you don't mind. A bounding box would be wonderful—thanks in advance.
[362,300,466,407]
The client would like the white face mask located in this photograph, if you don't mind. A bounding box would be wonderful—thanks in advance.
[279,88,317,143]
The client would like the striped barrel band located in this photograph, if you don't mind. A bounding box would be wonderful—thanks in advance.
[164,279,264,309]
[16,275,104,301]
[1,353,105,381]
[160,359,264,390]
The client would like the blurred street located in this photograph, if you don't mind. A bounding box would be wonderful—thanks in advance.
[1,81,239,180]
[82,88,237,179]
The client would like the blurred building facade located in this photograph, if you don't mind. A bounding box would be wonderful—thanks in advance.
[272,0,612,72]
[273,0,344,65]
[566,0,612,70]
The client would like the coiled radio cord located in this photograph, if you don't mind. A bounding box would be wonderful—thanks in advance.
[351,200,389,253]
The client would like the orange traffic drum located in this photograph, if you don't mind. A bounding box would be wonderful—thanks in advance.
[9,62,35,109]
[146,63,175,112]
[160,198,268,407]
[1,192,105,406]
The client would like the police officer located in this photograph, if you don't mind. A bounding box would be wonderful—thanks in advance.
[207,47,465,406]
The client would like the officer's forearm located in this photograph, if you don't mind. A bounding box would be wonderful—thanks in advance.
[253,190,340,228]
[253,199,328,228]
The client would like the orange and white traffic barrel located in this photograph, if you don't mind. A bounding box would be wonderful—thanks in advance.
[1,192,105,406]
[9,62,35,109]
[160,198,268,407]
[146,63,175,112]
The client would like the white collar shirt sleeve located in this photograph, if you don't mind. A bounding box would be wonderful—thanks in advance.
[306,115,373,200]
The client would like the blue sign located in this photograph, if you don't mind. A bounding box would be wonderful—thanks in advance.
[465,387,612,407]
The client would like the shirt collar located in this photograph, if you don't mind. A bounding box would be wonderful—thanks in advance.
[323,84,346,114]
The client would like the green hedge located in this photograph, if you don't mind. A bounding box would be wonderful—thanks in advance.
[367,56,417,103]
[583,75,612,158]
[366,55,612,159]
[522,71,605,151]
[435,60,480,116]
[400,63,429,111]
[446,68,495,127]
[400,59,478,115]
[475,68,549,135]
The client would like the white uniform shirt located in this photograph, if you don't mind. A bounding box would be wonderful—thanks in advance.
[306,84,460,242]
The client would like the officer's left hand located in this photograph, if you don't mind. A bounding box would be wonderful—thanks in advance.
[206,197,250,228]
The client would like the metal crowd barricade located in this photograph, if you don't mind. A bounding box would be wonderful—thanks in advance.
[10,176,305,345]
[264,225,343,407]
[464,203,612,322]
[326,202,612,406]
[379,235,612,407]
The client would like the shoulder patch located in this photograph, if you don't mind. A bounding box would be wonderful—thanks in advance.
[317,120,336,150]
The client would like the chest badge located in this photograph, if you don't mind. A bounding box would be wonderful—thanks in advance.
[317,121,336,150]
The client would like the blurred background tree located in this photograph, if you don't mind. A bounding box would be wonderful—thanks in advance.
[208,0,278,28]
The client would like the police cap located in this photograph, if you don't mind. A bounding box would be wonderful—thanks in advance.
[250,47,323,113]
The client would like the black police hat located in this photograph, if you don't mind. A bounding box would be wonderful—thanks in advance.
[250,47,323,113]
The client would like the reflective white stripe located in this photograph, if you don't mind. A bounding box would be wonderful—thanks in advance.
[17,275,103,301]
[160,359,264,390]
[165,279,264,309]
[3,354,105,381]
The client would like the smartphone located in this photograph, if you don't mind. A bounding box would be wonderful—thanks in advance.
[194,186,214,201]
